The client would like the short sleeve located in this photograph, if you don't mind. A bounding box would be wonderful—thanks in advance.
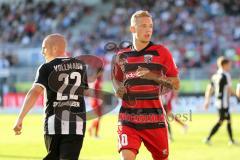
[163,47,179,77]
[34,64,48,88]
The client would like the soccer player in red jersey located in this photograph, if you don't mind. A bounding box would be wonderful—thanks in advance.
[112,10,180,160]
[162,91,188,141]
[88,68,104,138]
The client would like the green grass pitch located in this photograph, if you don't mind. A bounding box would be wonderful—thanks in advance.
[0,114,240,160]
[15,79,240,94]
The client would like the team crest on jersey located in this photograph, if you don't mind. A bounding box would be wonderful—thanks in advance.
[144,55,153,63]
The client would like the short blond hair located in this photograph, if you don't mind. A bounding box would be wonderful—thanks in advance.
[130,10,152,26]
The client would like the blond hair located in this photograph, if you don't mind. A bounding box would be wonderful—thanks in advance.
[130,10,152,26]
[217,56,230,68]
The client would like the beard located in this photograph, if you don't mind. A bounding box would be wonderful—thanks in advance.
[139,39,150,43]
[137,36,151,44]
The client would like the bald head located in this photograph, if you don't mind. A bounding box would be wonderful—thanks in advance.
[42,34,67,59]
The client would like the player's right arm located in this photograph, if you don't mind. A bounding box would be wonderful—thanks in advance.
[115,82,126,99]
[112,55,126,99]
[13,64,47,135]
[13,84,43,135]
[204,83,214,110]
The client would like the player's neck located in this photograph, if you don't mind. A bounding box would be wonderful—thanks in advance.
[132,39,150,51]
[45,57,54,62]
[218,68,228,73]
[45,53,67,62]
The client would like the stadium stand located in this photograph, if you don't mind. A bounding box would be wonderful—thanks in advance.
[0,0,239,66]
[0,0,239,107]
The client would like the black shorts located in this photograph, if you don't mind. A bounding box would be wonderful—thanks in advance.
[218,108,230,121]
[43,134,84,160]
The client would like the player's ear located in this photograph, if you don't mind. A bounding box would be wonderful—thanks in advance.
[52,46,58,54]
[130,26,135,33]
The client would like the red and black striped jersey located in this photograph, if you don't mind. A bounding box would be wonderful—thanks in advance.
[113,42,178,129]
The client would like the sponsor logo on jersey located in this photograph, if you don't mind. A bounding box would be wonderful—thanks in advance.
[144,55,153,63]
[162,149,168,156]
[125,72,138,79]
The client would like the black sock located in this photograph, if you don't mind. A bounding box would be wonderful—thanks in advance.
[207,122,221,141]
[227,123,234,142]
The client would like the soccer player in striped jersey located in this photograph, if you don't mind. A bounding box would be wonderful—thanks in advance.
[204,56,237,145]
[162,91,188,141]
[88,68,104,138]
[13,34,88,159]
[112,10,180,160]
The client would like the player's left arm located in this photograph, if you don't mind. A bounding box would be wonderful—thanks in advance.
[225,74,237,97]
[137,68,179,90]
[228,86,236,97]
[236,82,240,98]
[13,84,43,135]
[111,55,126,99]
[156,76,180,90]
[204,83,214,110]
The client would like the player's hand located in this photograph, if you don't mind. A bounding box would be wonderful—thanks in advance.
[136,66,156,80]
[13,118,23,135]
[204,101,209,111]
[136,66,175,89]
[136,66,149,77]
[116,85,126,99]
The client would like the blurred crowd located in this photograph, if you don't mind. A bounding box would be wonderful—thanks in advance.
[0,0,93,46]
[93,0,240,68]
[0,51,18,69]
[0,0,240,68]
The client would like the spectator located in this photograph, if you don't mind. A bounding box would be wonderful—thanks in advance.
[0,0,239,68]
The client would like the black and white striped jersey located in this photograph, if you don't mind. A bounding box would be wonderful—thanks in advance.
[34,57,88,135]
[211,69,231,109]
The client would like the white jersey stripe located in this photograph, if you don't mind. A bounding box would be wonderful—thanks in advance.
[61,110,70,134]
[48,115,55,134]
[76,115,84,135]
[223,86,228,108]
